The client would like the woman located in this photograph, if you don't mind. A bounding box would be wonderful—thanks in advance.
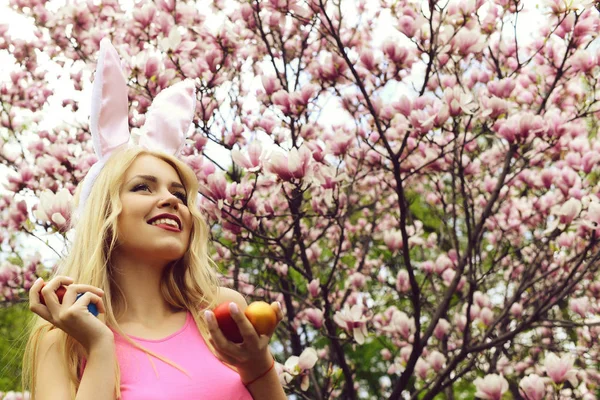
[22,39,287,400]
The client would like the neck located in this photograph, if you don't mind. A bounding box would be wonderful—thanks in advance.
[109,251,181,324]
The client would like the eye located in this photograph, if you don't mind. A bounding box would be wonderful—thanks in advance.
[174,191,188,203]
[132,183,151,192]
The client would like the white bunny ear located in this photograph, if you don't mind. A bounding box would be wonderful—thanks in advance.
[89,38,130,159]
[139,79,196,155]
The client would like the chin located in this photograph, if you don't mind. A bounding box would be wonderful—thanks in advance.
[132,243,188,263]
[155,246,187,262]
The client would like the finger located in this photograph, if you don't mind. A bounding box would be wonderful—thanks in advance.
[229,303,259,343]
[29,304,53,322]
[42,276,75,315]
[29,278,53,321]
[44,275,75,290]
[74,292,105,315]
[28,277,45,306]
[204,310,237,353]
[62,284,105,306]
[271,301,284,323]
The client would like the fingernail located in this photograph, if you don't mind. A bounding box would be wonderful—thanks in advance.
[204,310,214,323]
[34,277,43,285]
[277,301,282,310]
[229,302,239,315]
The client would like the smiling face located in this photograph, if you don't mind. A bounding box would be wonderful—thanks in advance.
[115,154,193,262]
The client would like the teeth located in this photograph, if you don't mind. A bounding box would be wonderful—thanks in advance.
[150,218,179,229]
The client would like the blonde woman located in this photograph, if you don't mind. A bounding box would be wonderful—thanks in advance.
[22,40,286,400]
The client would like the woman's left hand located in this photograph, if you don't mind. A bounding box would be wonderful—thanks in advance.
[205,301,283,379]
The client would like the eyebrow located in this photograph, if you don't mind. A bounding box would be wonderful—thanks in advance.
[128,175,186,190]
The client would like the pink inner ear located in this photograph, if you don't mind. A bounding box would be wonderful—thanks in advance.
[140,79,197,155]
[89,38,130,158]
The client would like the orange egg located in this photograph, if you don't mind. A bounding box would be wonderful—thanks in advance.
[245,301,277,336]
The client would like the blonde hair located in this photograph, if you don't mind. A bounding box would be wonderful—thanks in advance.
[22,147,220,399]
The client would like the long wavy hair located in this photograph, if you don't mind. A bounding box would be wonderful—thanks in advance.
[22,147,220,399]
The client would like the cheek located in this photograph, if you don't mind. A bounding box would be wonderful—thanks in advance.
[184,215,193,237]
[116,210,139,236]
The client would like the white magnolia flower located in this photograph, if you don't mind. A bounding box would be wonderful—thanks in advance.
[282,347,319,391]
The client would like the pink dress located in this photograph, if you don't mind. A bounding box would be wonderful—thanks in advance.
[82,311,253,400]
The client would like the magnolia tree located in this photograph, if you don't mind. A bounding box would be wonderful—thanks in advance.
[1,0,600,398]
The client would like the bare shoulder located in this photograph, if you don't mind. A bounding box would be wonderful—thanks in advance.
[34,328,72,399]
[36,328,64,361]
[217,286,248,311]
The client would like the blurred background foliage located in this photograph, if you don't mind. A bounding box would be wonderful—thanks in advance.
[0,303,30,392]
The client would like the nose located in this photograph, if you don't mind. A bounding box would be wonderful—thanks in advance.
[158,193,179,210]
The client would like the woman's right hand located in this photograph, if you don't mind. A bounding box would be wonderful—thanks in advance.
[29,275,114,353]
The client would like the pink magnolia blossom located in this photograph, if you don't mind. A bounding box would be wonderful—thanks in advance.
[428,351,446,372]
[203,172,228,201]
[434,254,454,273]
[7,199,28,230]
[479,307,494,326]
[582,150,600,173]
[396,270,410,293]
[359,49,377,72]
[262,75,282,95]
[582,201,600,230]
[133,4,156,28]
[290,84,318,108]
[544,353,578,386]
[144,56,160,79]
[510,303,523,317]
[307,279,320,297]
[383,230,403,252]
[419,261,434,274]
[495,113,545,143]
[443,87,473,116]
[519,374,546,400]
[473,374,509,400]
[570,297,590,318]
[349,272,366,289]
[231,142,262,172]
[433,318,451,340]
[558,198,582,225]
[266,146,312,182]
[382,41,412,66]
[415,358,429,379]
[383,309,414,339]
[398,15,418,38]
[451,28,485,56]
[33,189,73,231]
[302,308,324,329]
[333,304,370,344]
[441,269,466,291]
[272,90,291,114]
[481,96,509,119]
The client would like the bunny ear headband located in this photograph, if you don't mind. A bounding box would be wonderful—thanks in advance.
[77,38,197,217]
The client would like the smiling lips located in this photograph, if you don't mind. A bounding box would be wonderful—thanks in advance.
[147,214,182,232]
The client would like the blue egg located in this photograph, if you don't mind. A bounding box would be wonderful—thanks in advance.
[76,293,99,317]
